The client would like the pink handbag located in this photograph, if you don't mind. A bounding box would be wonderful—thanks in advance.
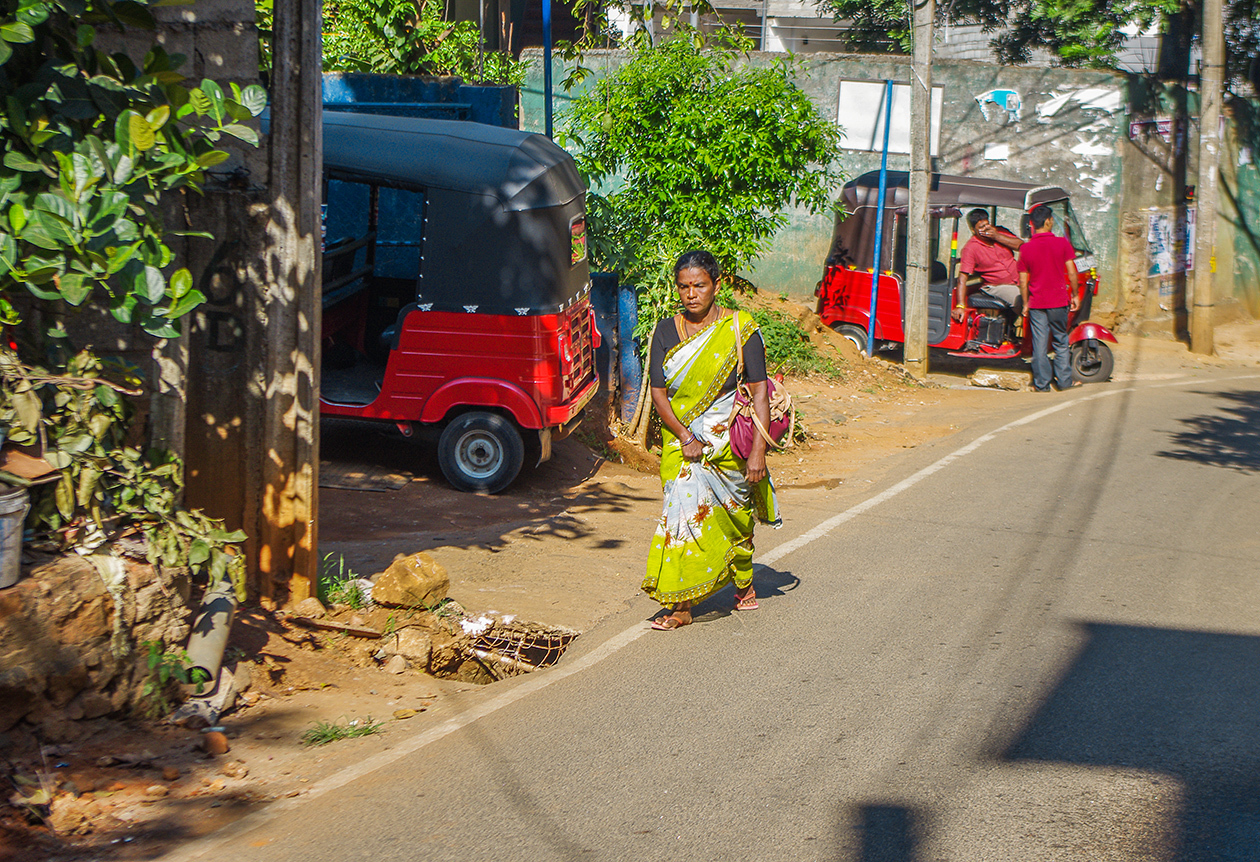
[729,312,795,460]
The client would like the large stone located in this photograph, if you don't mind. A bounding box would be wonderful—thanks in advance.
[371,553,449,609]
[292,597,327,619]
[378,627,432,667]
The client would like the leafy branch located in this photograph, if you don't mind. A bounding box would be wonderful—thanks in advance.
[0,347,246,598]
[0,0,267,335]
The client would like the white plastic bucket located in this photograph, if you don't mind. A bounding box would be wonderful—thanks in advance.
[0,485,30,589]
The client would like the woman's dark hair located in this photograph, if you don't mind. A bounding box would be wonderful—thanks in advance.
[674,250,721,285]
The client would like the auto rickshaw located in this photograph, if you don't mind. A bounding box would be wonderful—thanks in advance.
[816,171,1117,382]
[317,111,599,493]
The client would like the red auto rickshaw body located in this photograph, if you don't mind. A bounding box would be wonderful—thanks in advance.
[316,112,599,492]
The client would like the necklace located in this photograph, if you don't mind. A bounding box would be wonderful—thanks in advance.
[680,308,721,339]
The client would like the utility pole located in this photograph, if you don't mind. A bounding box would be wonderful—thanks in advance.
[1190,0,1222,354]
[904,0,934,379]
[261,0,323,603]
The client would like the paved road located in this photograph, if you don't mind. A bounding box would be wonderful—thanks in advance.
[172,371,1260,862]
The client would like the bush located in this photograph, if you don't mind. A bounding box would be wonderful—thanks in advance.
[559,37,843,343]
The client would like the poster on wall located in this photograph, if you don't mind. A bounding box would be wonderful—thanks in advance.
[1147,210,1195,275]
[836,81,944,155]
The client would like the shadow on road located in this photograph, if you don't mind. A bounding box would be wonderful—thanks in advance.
[854,803,922,862]
[1156,389,1260,473]
[1004,621,1260,862]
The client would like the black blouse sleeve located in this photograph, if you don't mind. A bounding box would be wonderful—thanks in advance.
[649,319,675,389]
[741,331,768,384]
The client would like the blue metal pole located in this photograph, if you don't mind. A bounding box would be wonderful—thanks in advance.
[543,0,553,138]
[866,80,895,357]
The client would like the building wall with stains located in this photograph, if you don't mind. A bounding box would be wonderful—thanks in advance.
[523,51,1259,333]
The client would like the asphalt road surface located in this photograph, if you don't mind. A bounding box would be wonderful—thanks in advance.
[169,370,1260,862]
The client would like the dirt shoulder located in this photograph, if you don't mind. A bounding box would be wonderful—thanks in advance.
[5,308,1258,861]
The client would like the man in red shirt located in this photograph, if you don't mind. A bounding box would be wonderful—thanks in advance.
[952,208,1024,322]
[1017,204,1080,392]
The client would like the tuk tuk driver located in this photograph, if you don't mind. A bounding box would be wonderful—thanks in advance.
[952,208,1024,322]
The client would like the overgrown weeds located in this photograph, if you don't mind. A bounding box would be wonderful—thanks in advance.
[320,552,366,609]
[747,307,845,380]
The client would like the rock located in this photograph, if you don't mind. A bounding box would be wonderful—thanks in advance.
[239,691,261,707]
[220,761,248,779]
[170,699,217,730]
[383,654,408,674]
[96,755,118,768]
[969,369,1029,391]
[70,692,113,721]
[204,777,227,793]
[378,627,433,668]
[201,731,230,756]
[292,597,327,619]
[49,794,96,835]
[392,708,420,720]
[144,784,169,798]
[162,766,180,781]
[371,553,449,609]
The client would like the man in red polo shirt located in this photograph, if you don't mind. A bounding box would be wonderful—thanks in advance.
[1018,204,1080,392]
[952,208,1024,322]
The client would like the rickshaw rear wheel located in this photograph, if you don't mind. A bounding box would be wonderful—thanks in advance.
[1070,339,1114,383]
[438,411,524,494]
[831,323,871,353]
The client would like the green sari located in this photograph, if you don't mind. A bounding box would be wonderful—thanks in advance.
[642,312,781,607]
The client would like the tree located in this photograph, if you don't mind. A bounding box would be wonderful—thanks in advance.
[0,0,261,592]
[814,0,1187,70]
[559,37,843,337]
[0,0,265,335]
[257,0,527,85]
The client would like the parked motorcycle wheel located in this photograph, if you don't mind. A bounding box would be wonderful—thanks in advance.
[1070,339,1114,383]
[832,323,872,354]
[438,411,524,494]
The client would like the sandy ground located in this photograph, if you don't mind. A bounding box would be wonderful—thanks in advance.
[5,313,1260,861]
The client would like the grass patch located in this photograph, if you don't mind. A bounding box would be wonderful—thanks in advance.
[320,552,366,609]
[301,717,383,746]
[746,307,844,380]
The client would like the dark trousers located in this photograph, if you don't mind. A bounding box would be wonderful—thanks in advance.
[1029,306,1072,391]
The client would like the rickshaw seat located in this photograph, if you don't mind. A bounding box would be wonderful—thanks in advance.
[968,293,1012,311]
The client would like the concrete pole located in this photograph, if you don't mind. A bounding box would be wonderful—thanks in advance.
[1190,0,1222,354]
[261,0,323,603]
[903,0,934,379]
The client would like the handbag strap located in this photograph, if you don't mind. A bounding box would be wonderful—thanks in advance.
[732,310,785,451]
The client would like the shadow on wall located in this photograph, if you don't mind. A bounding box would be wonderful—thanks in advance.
[1221,97,1260,318]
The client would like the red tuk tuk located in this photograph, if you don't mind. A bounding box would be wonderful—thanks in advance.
[816,171,1117,382]
[318,112,598,493]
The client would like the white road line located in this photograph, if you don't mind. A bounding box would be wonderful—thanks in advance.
[161,373,1260,862]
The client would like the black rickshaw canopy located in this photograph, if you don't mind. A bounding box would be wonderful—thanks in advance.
[321,111,591,316]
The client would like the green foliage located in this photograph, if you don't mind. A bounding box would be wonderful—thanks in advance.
[559,37,843,341]
[0,347,247,596]
[301,716,383,745]
[320,551,365,608]
[140,640,210,717]
[812,0,1183,69]
[0,0,266,334]
[257,0,526,85]
[747,306,843,379]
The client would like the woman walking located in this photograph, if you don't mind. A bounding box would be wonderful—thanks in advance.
[643,250,781,630]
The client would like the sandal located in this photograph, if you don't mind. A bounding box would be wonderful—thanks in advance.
[734,587,759,611]
[651,611,692,630]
